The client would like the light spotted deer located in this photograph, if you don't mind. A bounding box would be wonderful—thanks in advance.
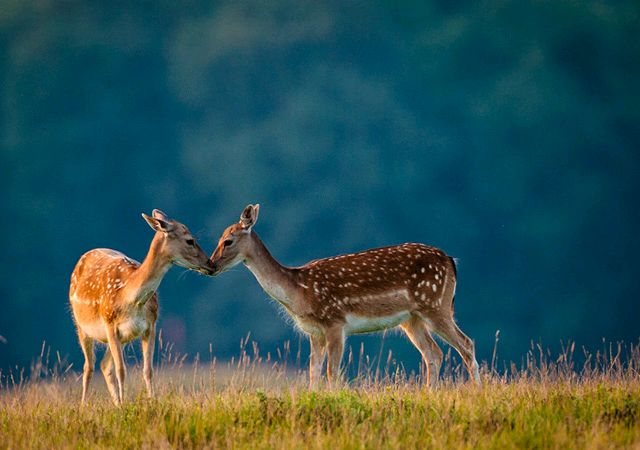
[210,204,480,388]
[69,209,214,405]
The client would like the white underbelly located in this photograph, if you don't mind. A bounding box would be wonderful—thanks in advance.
[79,316,148,343]
[80,321,109,342]
[345,311,411,335]
[293,316,323,336]
[117,316,149,342]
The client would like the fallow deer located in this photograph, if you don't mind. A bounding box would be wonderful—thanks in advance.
[69,209,214,405]
[210,204,480,387]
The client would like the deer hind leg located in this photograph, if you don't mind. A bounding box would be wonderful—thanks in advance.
[429,317,480,386]
[400,315,443,388]
[309,333,326,389]
[106,325,125,405]
[141,324,156,398]
[100,348,119,404]
[325,325,345,387]
[78,329,95,405]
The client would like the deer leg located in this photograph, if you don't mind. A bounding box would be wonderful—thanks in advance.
[431,318,480,386]
[325,325,345,387]
[106,325,125,405]
[309,333,326,389]
[77,329,95,405]
[141,324,156,398]
[400,316,443,388]
[100,348,119,404]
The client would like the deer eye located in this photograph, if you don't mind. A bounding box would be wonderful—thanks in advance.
[186,239,195,246]
[223,239,233,247]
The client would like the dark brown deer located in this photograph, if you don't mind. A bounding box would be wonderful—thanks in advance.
[69,210,214,405]
[210,204,480,387]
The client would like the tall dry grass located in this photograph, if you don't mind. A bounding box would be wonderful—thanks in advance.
[1,335,639,449]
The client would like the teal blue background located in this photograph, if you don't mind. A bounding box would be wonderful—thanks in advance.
[1,1,639,373]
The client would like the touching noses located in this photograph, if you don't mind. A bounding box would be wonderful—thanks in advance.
[203,259,216,276]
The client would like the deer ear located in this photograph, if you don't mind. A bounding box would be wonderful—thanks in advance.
[240,204,260,230]
[152,209,170,221]
[142,213,174,233]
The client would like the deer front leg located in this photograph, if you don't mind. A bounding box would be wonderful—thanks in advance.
[100,348,119,404]
[309,333,326,389]
[325,325,345,387]
[141,324,156,398]
[106,324,125,406]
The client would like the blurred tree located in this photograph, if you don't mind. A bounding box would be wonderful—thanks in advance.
[1,0,638,371]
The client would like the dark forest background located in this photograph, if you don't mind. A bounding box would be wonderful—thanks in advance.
[1,0,639,373]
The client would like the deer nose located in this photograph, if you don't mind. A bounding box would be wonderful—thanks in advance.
[206,259,218,276]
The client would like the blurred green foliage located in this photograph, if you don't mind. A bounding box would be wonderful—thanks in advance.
[1,0,638,370]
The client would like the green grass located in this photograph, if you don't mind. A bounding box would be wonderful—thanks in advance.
[1,340,639,449]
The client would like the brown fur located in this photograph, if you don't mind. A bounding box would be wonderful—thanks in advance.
[210,204,481,387]
[292,243,456,325]
[69,210,213,405]
[70,249,158,330]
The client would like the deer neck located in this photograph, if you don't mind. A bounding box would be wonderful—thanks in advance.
[243,232,298,310]
[125,233,172,305]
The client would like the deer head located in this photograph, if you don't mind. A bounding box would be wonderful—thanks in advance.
[142,209,214,275]
[210,204,260,274]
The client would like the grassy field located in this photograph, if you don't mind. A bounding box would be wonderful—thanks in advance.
[1,340,639,449]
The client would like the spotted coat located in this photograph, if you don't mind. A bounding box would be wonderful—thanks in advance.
[69,248,158,342]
